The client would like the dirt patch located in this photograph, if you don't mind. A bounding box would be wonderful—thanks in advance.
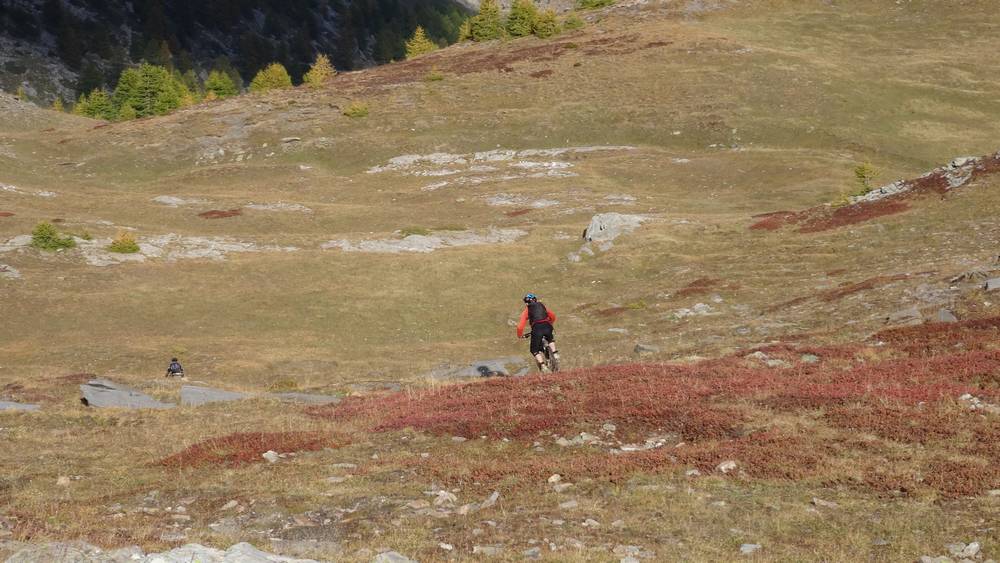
[529,69,554,79]
[198,209,243,219]
[54,373,97,384]
[675,277,723,297]
[818,273,911,302]
[505,208,532,217]
[159,431,343,468]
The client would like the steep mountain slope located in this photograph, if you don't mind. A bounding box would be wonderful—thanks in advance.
[0,0,469,102]
[1,0,1000,560]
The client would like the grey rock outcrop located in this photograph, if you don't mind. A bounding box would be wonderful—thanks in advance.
[80,379,174,409]
[424,357,526,379]
[180,386,248,406]
[0,401,40,412]
[583,213,647,243]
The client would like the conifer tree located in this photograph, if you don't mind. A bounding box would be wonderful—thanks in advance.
[507,0,538,38]
[250,63,293,92]
[303,54,336,88]
[405,26,438,58]
[204,70,238,98]
[85,89,114,119]
[470,0,504,41]
[117,103,137,121]
[533,9,560,38]
[52,98,65,112]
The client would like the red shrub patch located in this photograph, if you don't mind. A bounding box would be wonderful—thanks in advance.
[672,433,826,480]
[597,306,627,316]
[873,316,1000,357]
[748,151,1000,233]
[749,211,796,231]
[0,211,14,217]
[505,208,532,217]
[923,458,1000,498]
[825,404,961,444]
[798,199,910,233]
[675,277,723,297]
[529,69,554,79]
[159,431,341,468]
[198,209,242,219]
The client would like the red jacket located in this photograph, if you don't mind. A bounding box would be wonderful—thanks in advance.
[516,306,556,338]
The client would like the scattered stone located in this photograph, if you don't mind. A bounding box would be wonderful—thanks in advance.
[800,354,820,364]
[245,202,313,213]
[811,497,839,509]
[271,392,341,405]
[985,278,1000,292]
[583,518,600,528]
[559,500,579,510]
[611,519,625,529]
[946,542,981,558]
[480,491,500,509]
[281,137,302,143]
[80,379,175,409]
[452,436,467,442]
[740,543,762,555]
[523,546,542,559]
[673,303,714,318]
[472,545,503,556]
[583,213,647,243]
[180,385,247,406]
[374,551,416,563]
[685,469,701,477]
[433,490,458,506]
[884,307,922,326]
[936,309,959,323]
[152,195,208,207]
[548,474,562,484]
[439,543,454,551]
[552,483,573,493]
[716,460,738,474]
[0,264,21,280]
[221,500,239,510]
[323,228,526,254]
[634,343,660,355]
[765,359,791,368]
[262,450,281,463]
[608,328,629,334]
[0,400,40,411]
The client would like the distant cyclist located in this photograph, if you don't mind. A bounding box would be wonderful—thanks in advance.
[516,293,559,372]
[165,357,185,378]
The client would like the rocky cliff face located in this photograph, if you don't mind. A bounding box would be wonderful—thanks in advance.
[0,0,470,103]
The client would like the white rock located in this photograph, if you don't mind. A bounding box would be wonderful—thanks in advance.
[716,460,738,474]
[548,474,562,483]
[262,450,280,463]
[583,213,647,243]
[740,543,762,555]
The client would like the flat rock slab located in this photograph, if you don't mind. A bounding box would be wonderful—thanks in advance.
[0,400,40,412]
[80,379,175,409]
[985,278,1000,291]
[180,386,340,406]
[425,357,527,379]
[181,385,248,406]
[4,541,318,562]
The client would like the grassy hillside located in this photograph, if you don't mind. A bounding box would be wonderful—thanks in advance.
[1,0,999,560]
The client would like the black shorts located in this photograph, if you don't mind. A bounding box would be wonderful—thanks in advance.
[529,323,555,355]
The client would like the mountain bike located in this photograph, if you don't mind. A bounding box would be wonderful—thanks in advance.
[523,332,560,373]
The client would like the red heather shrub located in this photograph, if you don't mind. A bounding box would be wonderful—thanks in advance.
[159,431,340,468]
[923,458,1000,498]
[672,432,826,480]
[824,404,961,444]
[797,199,910,233]
[0,211,14,217]
[313,363,751,440]
[198,209,242,219]
[505,208,532,217]
[874,316,1000,357]
[749,211,797,231]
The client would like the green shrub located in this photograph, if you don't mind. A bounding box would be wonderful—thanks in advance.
[424,68,445,81]
[563,13,585,30]
[853,162,879,195]
[400,226,432,237]
[533,9,560,38]
[250,63,293,92]
[577,0,615,8]
[470,0,504,41]
[303,54,336,88]
[405,26,439,59]
[205,70,239,98]
[31,222,76,251]
[507,0,539,38]
[343,101,369,118]
[107,231,140,254]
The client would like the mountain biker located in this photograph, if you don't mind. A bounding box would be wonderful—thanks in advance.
[516,293,559,372]
[165,357,185,378]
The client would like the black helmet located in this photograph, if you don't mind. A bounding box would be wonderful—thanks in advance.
[171,357,178,362]
[523,293,537,303]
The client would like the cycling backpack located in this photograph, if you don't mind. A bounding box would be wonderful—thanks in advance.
[168,361,183,373]
[528,301,549,324]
